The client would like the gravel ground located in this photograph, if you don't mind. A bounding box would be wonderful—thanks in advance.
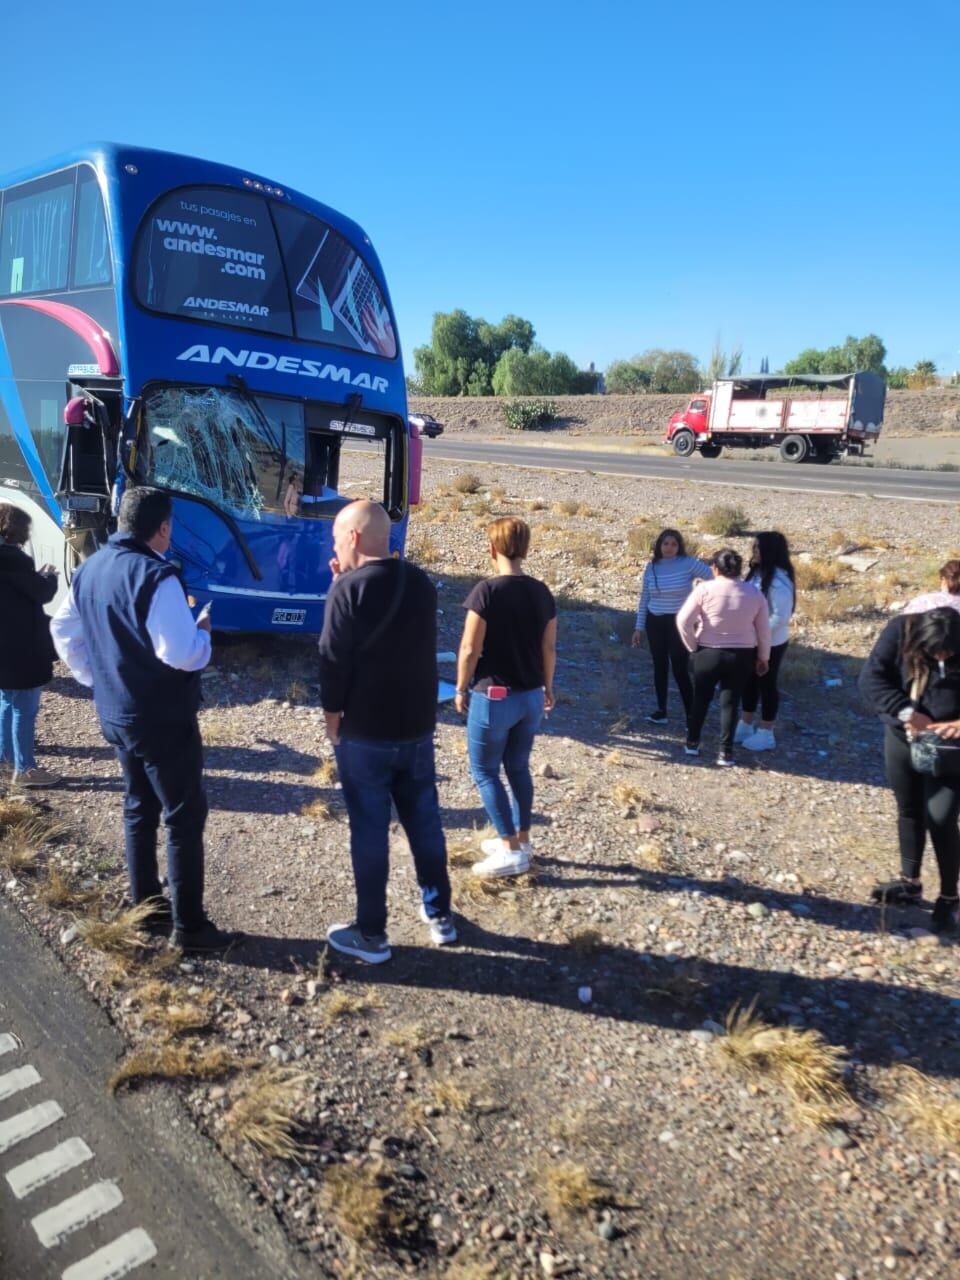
[5,460,960,1279]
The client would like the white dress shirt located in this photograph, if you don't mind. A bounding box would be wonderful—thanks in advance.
[51,577,211,687]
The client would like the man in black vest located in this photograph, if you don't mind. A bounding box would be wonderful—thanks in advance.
[319,499,455,963]
[51,487,239,954]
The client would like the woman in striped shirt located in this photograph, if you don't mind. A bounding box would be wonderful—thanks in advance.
[631,529,711,724]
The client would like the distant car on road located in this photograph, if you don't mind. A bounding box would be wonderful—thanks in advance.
[409,412,445,439]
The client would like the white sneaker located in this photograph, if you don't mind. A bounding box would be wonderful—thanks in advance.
[480,836,533,858]
[418,905,458,945]
[743,728,776,752]
[472,844,530,878]
[734,720,754,746]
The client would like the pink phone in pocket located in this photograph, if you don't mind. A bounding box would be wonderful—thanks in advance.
[488,686,508,700]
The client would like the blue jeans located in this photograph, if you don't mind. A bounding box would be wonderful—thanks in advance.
[467,687,544,838]
[334,733,451,937]
[0,687,42,772]
[101,717,208,932]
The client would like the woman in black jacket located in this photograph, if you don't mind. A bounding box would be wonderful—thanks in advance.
[0,504,60,788]
[858,607,960,932]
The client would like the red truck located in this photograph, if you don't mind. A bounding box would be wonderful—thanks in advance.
[664,372,885,463]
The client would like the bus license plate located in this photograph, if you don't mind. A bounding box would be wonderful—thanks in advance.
[272,608,306,626]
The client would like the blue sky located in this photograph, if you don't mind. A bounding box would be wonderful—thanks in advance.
[4,0,958,375]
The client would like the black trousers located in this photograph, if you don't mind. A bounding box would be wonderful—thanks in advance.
[645,612,692,715]
[688,647,756,752]
[101,716,208,932]
[741,641,789,721]
[884,726,960,897]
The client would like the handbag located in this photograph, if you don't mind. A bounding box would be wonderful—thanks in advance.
[909,731,960,778]
[907,673,960,776]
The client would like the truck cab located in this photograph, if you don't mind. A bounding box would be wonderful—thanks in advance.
[665,394,718,457]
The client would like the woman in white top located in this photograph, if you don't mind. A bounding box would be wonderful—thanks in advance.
[736,531,796,752]
[903,559,960,616]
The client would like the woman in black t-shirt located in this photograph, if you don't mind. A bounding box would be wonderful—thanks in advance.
[456,517,557,878]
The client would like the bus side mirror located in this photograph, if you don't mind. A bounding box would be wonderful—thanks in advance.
[408,422,423,507]
[64,396,88,427]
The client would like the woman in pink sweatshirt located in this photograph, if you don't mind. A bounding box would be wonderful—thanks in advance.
[677,548,771,766]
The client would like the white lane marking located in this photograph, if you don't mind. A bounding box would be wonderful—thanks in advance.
[6,1136,94,1199]
[0,1100,64,1153]
[0,1064,41,1101]
[32,1179,123,1247]
[0,1032,20,1056]
[61,1227,157,1279]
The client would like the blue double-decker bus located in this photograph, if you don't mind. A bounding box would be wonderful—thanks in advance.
[0,144,420,631]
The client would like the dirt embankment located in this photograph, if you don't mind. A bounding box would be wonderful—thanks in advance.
[410,388,960,439]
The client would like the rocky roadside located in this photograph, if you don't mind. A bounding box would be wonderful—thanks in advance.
[3,460,960,1279]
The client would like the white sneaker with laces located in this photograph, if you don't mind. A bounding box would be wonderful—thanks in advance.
[480,836,533,858]
[734,719,754,745]
[418,905,458,945]
[743,727,776,752]
[472,843,530,878]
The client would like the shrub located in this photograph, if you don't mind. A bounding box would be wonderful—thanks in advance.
[503,399,557,431]
[696,505,750,536]
[794,559,842,591]
[453,472,482,494]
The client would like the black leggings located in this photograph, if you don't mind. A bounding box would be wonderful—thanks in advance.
[645,612,692,715]
[688,647,756,752]
[884,726,960,897]
[741,641,789,721]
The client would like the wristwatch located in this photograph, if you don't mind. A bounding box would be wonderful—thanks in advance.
[897,705,915,723]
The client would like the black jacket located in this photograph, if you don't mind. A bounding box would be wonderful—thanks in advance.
[0,544,58,689]
[858,613,960,729]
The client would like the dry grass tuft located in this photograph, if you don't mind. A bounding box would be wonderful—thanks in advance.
[446,839,480,869]
[641,961,708,1007]
[554,498,581,516]
[38,864,101,911]
[133,982,215,1036]
[312,758,338,786]
[453,472,482,495]
[443,1254,502,1280]
[636,841,666,870]
[0,796,32,833]
[566,927,604,956]
[612,782,648,812]
[795,558,843,591]
[223,1065,312,1159]
[199,710,243,746]
[605,749,624,767]
[0,814,67,875]
[457,871,538,909]
[717,1001,850,1121]
[543,1162,609,1217]
[696,504,749,537]
[301,797,333,821]
[410,534,441,565]
[323,1159,399,1244]
[286,679,310,704]
[76,901,155,957]
[429,1077,473,1113]
[899,1067,960,1148]
[383,1022,434,1053]
[109,1037,237,1093]
[323,987,383,1023]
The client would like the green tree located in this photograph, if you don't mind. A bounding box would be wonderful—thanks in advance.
[784,334,887,377]
[635,349,701,393]
[605,359,652,393]
[909,359,938,387]
[413,310,541,395]
[886,366,910,389]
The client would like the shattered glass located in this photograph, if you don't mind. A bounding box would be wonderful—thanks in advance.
[142,386,305,517]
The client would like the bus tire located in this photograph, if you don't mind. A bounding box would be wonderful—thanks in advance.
[672,430,696,458]
[699,442,722,459]
[779,434,809,463]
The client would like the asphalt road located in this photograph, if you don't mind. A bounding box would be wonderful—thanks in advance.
[0,903,310,1280]
[425,439,960,504]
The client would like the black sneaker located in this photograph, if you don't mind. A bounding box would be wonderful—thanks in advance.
[717,751,736,768]
[684,741,701,757]
[930,896,960,934]
[171,919,243,955]
[870,877,922,905]
[646,709,668,724]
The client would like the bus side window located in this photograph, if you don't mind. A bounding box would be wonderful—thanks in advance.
[0,170,74,296]
[72,169,111,288]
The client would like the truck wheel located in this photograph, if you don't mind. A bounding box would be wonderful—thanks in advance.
[672,430,696,458]
[699,443,722,459]
[780,434,809,463]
